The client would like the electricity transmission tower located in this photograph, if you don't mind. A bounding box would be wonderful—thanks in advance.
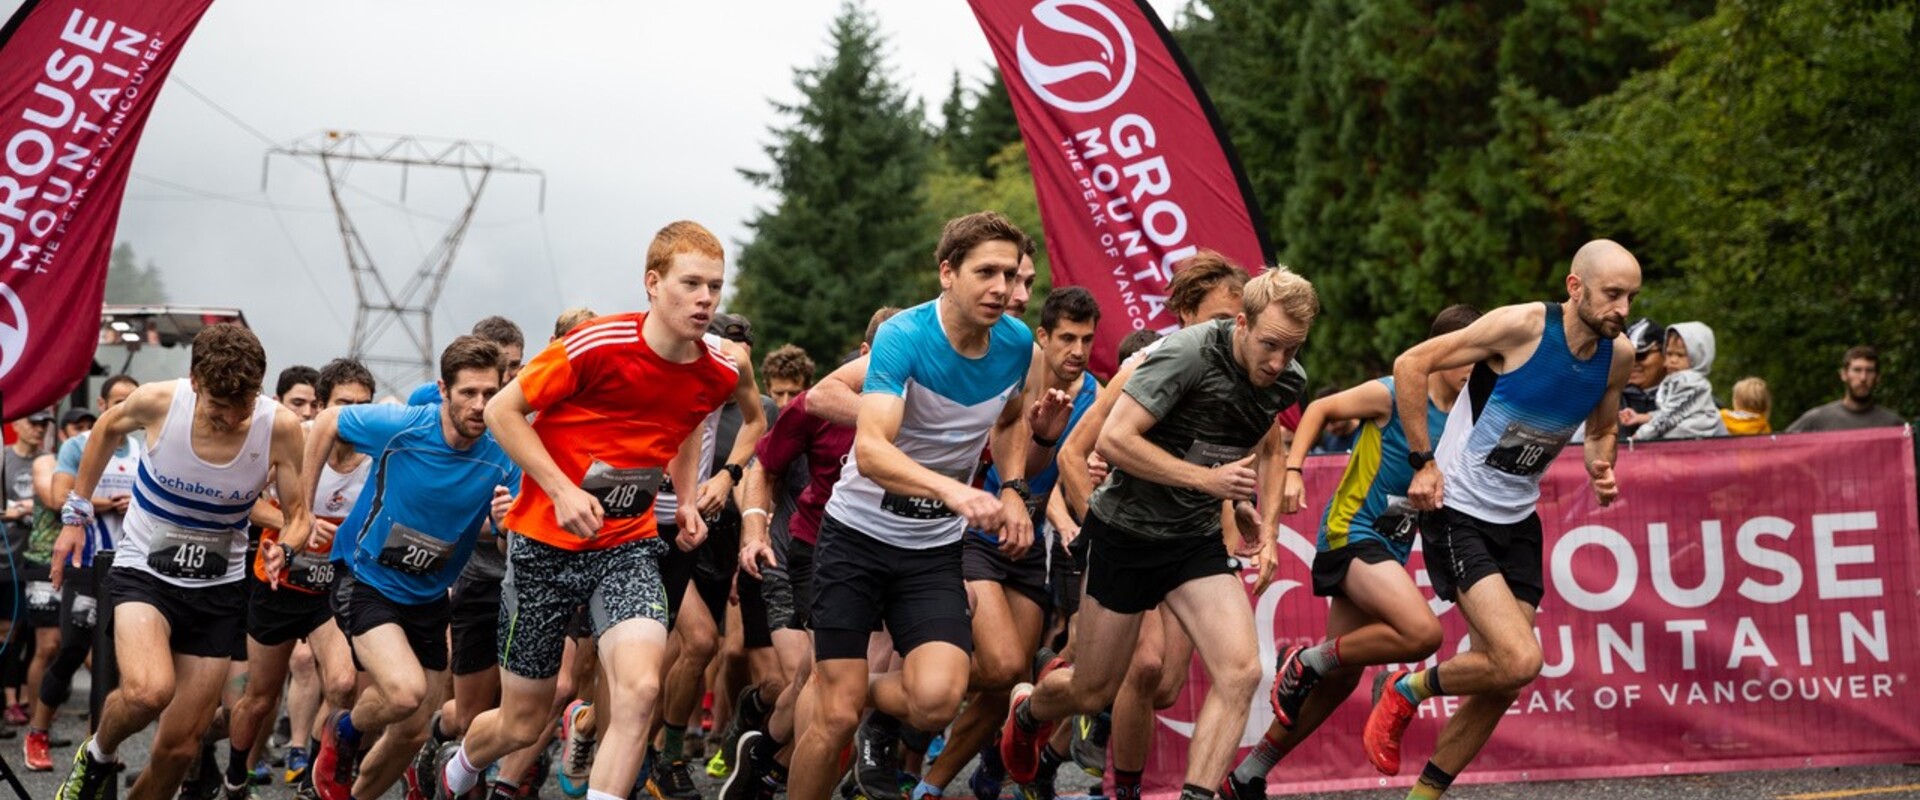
[265,131,544,391]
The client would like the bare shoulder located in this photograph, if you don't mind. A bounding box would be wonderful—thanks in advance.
[118,380,178,422]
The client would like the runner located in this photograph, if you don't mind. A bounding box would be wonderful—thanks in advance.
[1002,267,1318,800]
[722,310,896,800]
[301,337,520,800]
[1222,305,1482,800]
[27,376,139,771]
[277,367,322,423]
[440,220,761,800]
[1046,255,1249,800]
[51,324,312,800]
[786,211,1039,800]
[653,313,768,800]
[914,287,1102,800]
[223,359,375,799]
[1363,240,1637,799]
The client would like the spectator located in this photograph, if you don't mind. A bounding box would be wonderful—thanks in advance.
[1632,322,1728,440]
[1720,377,1772,435]
[1786,345,1906,431]
[1618,317,1666,437]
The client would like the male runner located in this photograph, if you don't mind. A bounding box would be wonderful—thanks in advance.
[1003,267,1318,800]
[224,359,375,799]
[302,337,520,800]
[28,376,139,771]
[786,211,1038,800]
[1045,254,1250,800]
[278,367,322,423]
[441,220,761,800]
[52,324,312,800]
[914,287,1102,800]
[1363,240,1637,800]
[1223,305,1481,800]
[722,309,896,800]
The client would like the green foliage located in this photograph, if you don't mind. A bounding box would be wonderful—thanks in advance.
[1182,0,1709,392]
[731,1,933,366]
[1556,0,1919,420]
[104,242,168,305]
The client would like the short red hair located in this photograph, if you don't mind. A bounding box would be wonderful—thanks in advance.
[646,220,725,278]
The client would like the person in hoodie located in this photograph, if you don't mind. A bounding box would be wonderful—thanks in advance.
[1719,377,1772,435]
[1627,322,1728,440]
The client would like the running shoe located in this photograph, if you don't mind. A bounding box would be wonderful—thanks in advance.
[968,738,1006,800]
[652,757,703,800]
[718,730,780,800]
[851,718,905,800]
[1067,712,1109,778]
[221,778,259,799]
[24,728,52,771]
[250,759,273,786]
[558,700,596,798]
[284,746,311,784]
[1012,752,1060,800]
[716,687,768,768]
[1269,644,1322,730]
[1219,773,1265,800]
[54,736,114,800]
[405,738,439,800]
[1362,669,1415,776]
[4,702,28,725]
[312,710,357,800]
[998,683,1058,785]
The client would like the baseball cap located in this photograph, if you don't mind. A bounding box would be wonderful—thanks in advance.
[1626,318,1665,355]
[708,313,754,346]
[60,408,97,427]
[27,408,54,424]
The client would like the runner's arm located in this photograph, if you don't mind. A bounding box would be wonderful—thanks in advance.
[853,394,972,503]
[260,408,312,587]
[1581,338,1635,507]
[699,344,767,513]
[62,383,165,504]
[1045,486,1078,546]
[1096,394,1215,492]
[485,382,573,502]
[989,387,1035,557]
[1057,360,1138,519]
[31,454,56,508]
[281,406,342,554]
[1392,303,1536,454]
[805,356,867,428]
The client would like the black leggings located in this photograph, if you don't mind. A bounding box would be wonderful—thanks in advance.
[37,567,97,709]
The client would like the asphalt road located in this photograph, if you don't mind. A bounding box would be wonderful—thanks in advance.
[9,677,1919,799]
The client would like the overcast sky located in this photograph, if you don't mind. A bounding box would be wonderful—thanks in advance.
[5,0,1183,391]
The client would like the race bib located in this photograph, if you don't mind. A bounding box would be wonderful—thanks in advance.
[286,548,337,592]
[377,522,455,576]
[1373,495,1419,545]
[582,461,664,520]
[147,522,231,580]
[25,580,58,614]
[882,467,973,520]
[1484,422,1566,477]
[1183,440,1251,468]
[71,593,98,629]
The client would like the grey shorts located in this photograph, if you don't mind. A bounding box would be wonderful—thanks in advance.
[498,534,669,679]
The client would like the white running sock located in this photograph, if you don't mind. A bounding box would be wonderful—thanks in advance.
[444,745,484,796]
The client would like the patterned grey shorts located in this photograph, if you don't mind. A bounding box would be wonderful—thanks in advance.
[498,533,668,679]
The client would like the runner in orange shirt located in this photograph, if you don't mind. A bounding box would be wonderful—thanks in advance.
[439,221,763,800]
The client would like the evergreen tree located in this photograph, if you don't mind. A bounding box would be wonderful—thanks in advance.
[1556,0,1919,420]
[104,242,168,305]
[1181,0,1709,391]
[732,2,933,364]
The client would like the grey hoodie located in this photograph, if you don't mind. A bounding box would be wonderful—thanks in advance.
[1634,322,1729,440]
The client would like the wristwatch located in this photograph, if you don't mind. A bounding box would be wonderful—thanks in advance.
[1001,479,1033,503]
[723,463,744,483]
[1407,450,1436,471]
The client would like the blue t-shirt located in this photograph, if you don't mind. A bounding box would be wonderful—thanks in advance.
[330,403,519,604]
[974,371,1099,544]
[823,300,1033,548]
[57,433,135,555]
[407,382,439,406]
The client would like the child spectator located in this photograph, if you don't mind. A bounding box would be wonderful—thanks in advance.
[1632,322,1729,440]
[1720,377,1772,435]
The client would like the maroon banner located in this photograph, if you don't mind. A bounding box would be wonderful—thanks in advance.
[1146,427,1920,794]
[967,0,1269,377]
[0,0,217,420]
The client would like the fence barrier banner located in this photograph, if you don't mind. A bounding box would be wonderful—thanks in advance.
[1146,427,1920,794]
[0,0,218,419]
[966,0,1269,377]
